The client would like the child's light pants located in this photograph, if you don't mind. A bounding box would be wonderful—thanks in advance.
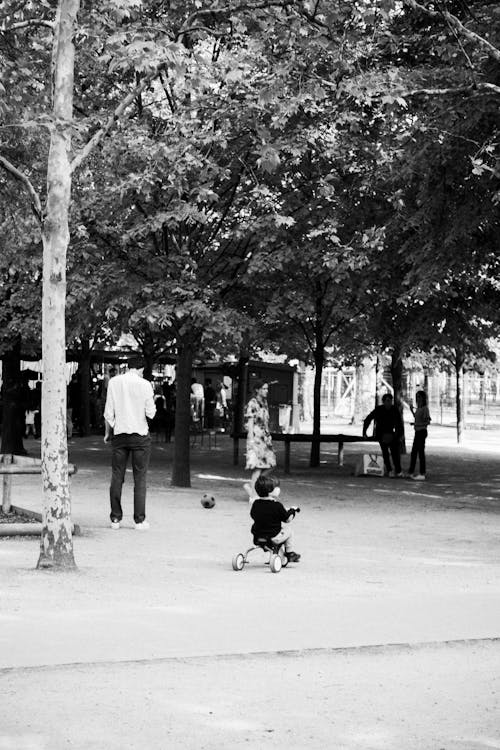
[271,527,294,552]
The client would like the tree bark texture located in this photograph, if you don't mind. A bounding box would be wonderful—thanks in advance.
[37,0,80,570]
[171,342,193,487]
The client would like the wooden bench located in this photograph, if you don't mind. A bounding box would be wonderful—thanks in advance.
[232,433,378,474]
[0,455,77,513]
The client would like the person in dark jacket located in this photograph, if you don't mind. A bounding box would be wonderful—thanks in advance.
[250,475,301,563]
[363,393,404,477]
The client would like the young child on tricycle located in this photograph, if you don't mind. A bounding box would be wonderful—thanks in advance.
[250,475,301,563]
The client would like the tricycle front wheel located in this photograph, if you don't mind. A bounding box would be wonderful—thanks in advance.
[232,553,245,571]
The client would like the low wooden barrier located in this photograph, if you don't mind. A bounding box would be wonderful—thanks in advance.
[0,455,78,535]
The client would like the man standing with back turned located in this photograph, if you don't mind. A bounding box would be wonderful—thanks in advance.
[104,357,156,530]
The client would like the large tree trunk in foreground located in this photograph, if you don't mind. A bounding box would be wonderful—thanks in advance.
[171,341,193,487]
[38,0,80,570]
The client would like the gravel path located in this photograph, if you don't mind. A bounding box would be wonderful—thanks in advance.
[0,427,499,748]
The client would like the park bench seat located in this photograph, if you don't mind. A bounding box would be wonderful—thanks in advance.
[232,432,378,474]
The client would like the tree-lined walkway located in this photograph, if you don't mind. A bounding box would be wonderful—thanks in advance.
[0,428,499,746]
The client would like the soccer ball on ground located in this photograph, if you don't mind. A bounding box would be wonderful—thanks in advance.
[201,493,215,509]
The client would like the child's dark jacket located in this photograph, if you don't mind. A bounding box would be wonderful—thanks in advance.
[250,497,295,539]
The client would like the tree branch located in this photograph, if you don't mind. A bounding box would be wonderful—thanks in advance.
[403,0,500,64]
[293,316,314,354]
[70,70,160,173]
[159,69,177,113]
[179,0,292,33]
[402,81,500,97]
[0,19,54,32]
[181,24,228,37]
[0,155,42,222]
[71,1,291,173]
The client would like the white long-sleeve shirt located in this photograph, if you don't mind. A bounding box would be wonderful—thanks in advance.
[104,370,156,436]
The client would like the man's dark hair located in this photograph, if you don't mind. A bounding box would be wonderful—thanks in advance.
[382,393,393,403]
[255,475,275,497]
[128,354,145,369]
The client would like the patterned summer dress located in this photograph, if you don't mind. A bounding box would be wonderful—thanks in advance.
[244,395,277,470]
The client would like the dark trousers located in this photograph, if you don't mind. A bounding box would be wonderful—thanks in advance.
[110,433,151,524]
[409,429,427,475]
[379,438,402,474]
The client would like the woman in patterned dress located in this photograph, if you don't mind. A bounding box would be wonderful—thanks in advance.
[243,381,276,499]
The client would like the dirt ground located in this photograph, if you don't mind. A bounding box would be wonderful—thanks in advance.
[0,426,499,749]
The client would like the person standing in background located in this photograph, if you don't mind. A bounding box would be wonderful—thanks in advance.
[408,390,431,481]
[244,380,276,499]
[104,357,156,530]
[215,380,227,430]
[190,377,204,425]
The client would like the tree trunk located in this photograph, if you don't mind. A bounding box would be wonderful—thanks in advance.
[234,354,249,435]
[141,328,155,382]
[80,338,91,436]
[374,352,381,408]
[390,347,406,455]
[310,347,324,467]
[171,341,193,487]
[1,338,27,456]
[455,359,464,444]
[297,360,306,422]
[37,0,80,570]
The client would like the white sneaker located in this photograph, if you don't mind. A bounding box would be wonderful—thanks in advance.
[388,470,395,478]
[411,474,426,481]
[110,520,120,530]
[134,520,150,530]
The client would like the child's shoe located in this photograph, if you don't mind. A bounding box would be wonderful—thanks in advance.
[286,551,301,563]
